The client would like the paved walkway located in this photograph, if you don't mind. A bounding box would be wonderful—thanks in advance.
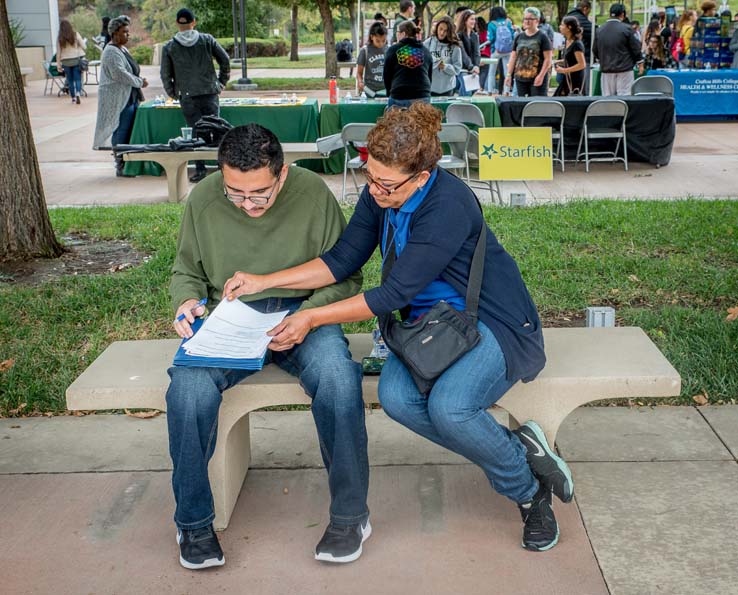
[1,406,737,594]
[24,66,738,207]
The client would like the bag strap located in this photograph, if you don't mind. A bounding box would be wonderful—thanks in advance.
[380,190,486,318]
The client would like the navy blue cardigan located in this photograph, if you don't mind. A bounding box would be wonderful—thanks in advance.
[321,168,546,383]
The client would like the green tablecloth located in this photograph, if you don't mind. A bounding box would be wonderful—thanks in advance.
[124,99,320,176]
[319,97,502,174]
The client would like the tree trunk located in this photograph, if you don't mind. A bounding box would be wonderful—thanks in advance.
[557,0,570,25]
[316,0,337,78]
[0,2,62,261]
[290,2,299,61]
[348,1,357,52]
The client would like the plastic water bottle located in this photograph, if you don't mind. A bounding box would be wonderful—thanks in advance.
[290,93,298,103]
[360,91,367,103]
[705,62,712,71]
[281,93,289,103]
[344,91,353,102]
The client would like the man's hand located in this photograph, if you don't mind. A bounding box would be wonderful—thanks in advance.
[534,74,545,87]
[173,298,207,339]
[266,310,313,351]
[223,271,267,301]
[142,78,149,88]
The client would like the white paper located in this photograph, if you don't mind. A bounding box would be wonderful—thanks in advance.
[462,73,481,92]
[183,299,288,360]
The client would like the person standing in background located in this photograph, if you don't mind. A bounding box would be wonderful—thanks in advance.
[56,20,87,105]
[356,22,388,96]
[594,3,642,96]
[383,20,433,108]
[160,8,230,183]
[487,7,515,93]
[392,0,416,43]
[476,15,492,90]
[455,9,481,96]
[92,16,148,177]
[505,7,553,97]
[423,15,462,97]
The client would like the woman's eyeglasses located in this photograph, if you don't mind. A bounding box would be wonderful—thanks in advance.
[223,174,281,205]
[361,169,419,196]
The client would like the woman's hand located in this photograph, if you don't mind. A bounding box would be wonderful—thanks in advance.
[223,271,268,301]
[267,310,314,351]
[555,64,565,74]
[142,78,149,88]
[471,65,480,75]
[533,73,545,87]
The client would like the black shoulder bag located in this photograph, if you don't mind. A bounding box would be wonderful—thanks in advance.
[378,203,486,395]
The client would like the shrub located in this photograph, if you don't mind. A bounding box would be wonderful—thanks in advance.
[129,44,153,65]
[215,37,288,58]
[10,18,26,46]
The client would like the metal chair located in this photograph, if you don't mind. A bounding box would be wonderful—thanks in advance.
[43,61,67,96]
[576,99,629,172]
[340,123,374,200]
[521,100,566,172]
[631,75,674,97]
[445,104,502,204]
[437,123,471,183]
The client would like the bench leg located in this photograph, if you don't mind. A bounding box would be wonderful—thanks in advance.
[502,400,578,450]
[160,160,190,203]
[210,412,252,531]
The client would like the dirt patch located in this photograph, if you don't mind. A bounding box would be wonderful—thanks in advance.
[0,233,149,286]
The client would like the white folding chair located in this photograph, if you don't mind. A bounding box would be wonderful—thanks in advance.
[437,123,471,183]
[340,123,374,200]
[521,100,566,172]
[445,103,503,205]
[576,99,629,173]
[631,75,674,97]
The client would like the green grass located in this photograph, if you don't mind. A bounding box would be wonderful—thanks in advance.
[243,54,327,69]
[226,77,355,91]
[1,200,736,414]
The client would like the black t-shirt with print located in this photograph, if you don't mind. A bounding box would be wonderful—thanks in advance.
[512,30,552,81]
[563,40,585,92]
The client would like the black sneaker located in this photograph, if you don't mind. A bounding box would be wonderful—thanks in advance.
[518,485,559,552]
[189,170,208,183]
[314,519,372,563]
[176,524,225,570]
[514,420,574,503]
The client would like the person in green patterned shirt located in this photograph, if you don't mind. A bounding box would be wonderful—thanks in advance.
[167,124,370,570]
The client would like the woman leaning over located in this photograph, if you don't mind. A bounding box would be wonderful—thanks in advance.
[383,20,433,108]
[56,19,86,105]
[92,15,148,177]
[223,103,574,552]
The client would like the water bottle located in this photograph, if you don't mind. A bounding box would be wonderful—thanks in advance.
[281,93,289,103]
[705,62,712,71]
[344,91,352,102]
[329,76,338,104]
[290,93,298,103]
[360,91,367,103]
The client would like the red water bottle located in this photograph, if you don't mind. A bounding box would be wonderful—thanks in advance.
[329,75,338,104]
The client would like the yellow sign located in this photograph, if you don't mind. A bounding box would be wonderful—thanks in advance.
[478,127,553,181]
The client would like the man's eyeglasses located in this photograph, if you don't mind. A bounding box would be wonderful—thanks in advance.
[523,17,539,21]
[361,169,419,196]
[223,174,281,205]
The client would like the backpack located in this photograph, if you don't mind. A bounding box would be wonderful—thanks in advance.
[336,39,353,62]
[193,115,233,147]
[494,22,513,54]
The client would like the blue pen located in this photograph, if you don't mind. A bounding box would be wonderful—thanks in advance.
[175,298,208,323]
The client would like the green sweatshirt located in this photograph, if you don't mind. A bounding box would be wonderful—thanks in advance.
[170,166,362,314]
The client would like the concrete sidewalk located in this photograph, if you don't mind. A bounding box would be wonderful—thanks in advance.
[1,406,737,594]
[23,68,738,207]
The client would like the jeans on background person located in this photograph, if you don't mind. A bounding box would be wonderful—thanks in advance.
[165,296,369,530]
[386,96,431,110]
[515,76,549,97]
[378,321,539,504]
[179,93,220,175]
[63,64,83,98]
[111,100,138,146]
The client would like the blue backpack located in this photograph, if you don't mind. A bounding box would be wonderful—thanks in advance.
[494,23,513,54]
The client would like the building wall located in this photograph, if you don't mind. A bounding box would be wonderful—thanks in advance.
[8,0,59,60]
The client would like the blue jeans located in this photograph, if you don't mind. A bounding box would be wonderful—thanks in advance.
[111,101,137,146]
[386,96,431,110]
[63,64,82,98]
[378,321,538,504]
[166,297,369,530]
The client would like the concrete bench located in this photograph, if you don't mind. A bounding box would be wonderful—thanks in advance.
[122,142,329,203]
[66,327,680,530]
[337,61,357,77]
[20,67,33,86]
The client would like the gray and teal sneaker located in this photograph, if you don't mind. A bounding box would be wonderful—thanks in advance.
[515,420,574,503]
[519,484,559,551]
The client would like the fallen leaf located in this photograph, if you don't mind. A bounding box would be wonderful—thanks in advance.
[726,307,738,322]
[692,393,709,406]
[0,359,15,372]
[124,409,160,419]
[8,402,26,416]
[628,274,640,283]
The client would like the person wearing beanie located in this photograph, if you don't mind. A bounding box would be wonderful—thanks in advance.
[593,3,643,95]
[160,8,231,183]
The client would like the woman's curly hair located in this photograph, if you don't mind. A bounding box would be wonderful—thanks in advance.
[367,102,442,173]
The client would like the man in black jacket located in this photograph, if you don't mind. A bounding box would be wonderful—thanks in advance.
[594,4,643,96]
[161,8,230,182]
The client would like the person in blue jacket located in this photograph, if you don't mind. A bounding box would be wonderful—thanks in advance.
[223,102,575,553]
[487,6,515,92]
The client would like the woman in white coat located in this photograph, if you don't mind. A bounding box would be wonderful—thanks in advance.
[92,15,148,176]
